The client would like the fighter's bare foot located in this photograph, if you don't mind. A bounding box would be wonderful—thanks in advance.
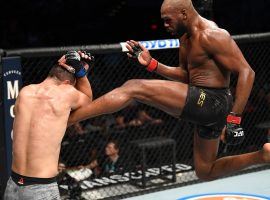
[262,143,270,163]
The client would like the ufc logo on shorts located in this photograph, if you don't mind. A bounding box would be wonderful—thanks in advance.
[233,131,244,137]
[197,90,206,107]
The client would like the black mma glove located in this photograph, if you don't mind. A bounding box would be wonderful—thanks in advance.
[65,51,94,78]
[129,45,158,72]
[80,51,95,70]
[65,51,86,78]
[130,45,142,59]
[225,112,245,145]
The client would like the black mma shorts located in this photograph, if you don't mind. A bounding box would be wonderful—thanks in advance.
[181,85,233,139]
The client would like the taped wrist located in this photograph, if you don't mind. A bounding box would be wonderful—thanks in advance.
[225,112,244,145]
[75,67,87,78]
[227,112,241,124]
[147,58,158,72]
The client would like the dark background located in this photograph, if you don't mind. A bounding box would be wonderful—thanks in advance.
[0,0,269,49]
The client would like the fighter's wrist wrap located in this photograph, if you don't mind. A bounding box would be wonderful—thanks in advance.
[75,67,87,78]
[146,58,158,72]
[226,112,241,124]
[225,112,244,145]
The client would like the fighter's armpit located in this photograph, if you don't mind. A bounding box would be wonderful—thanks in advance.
[67,107,85,126]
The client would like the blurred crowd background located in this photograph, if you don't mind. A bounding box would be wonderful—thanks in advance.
[0,0,270,49]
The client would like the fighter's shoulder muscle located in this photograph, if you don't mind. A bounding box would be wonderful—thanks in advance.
[199,28,232,53]
[18,84,36,97]
[14,85,36,114]
[58,84,87,106]
[59,84,78,98]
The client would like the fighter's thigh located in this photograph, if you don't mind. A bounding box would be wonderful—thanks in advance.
[4,178,19,200]
[22,183,60,200]
[193,130,220,173]
[124,79,188,116]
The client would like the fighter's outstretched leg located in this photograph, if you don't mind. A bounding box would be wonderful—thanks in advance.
[69,79,188,124]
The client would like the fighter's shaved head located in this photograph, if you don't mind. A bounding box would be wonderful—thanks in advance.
[161,0,193,12]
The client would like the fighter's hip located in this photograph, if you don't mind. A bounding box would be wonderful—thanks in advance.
[180,85,233,137]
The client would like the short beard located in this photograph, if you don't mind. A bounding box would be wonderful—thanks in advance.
[175,25,187,37]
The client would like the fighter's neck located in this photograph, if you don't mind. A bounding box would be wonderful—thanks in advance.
[42,77,61,86]
[186,15,205,37]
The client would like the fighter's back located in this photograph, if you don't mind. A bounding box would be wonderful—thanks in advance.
[12,79,75,178]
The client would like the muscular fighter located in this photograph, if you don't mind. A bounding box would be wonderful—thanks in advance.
[68,0,270,180]
[4,51,93,200]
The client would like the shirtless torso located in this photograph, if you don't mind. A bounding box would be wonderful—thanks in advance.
[12,78,84,178]
[180,19,230,88]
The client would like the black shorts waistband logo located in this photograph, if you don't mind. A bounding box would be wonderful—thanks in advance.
[18,178,24,185]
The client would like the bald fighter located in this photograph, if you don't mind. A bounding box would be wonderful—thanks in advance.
[4,51,93,200]
[69,0,270,180]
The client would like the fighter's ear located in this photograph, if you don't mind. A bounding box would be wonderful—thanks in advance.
[63,80,71,85]
[181,9,187,20]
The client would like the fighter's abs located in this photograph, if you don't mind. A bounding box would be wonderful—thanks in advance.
[186,46,229,87]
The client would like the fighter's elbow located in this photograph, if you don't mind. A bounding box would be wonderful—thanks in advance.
[246,67,255,82]
[240,67,255,82]
[82,96,93,107]
[85,99,93,109]
[249,68,255,79]
[87,92,93,102]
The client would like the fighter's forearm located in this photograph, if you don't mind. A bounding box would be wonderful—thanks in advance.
[75,77,93,101]
[232,68,255,114]
[155,63,188,83]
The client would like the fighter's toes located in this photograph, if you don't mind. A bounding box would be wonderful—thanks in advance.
[262,143,270,163]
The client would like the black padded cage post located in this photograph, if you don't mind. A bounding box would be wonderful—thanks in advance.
[0,48,7,198]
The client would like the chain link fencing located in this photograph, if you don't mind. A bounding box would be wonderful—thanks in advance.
[1,33,270,199]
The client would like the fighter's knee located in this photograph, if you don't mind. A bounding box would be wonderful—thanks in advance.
[122,79,148,93]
